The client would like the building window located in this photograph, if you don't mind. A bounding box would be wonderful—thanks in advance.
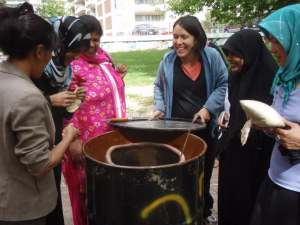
[135,15,164,22]
[104,0,111,13]
[105,16,112,29]
[114,0,122,9]
[135,0,164,4]
[97,4,103,17]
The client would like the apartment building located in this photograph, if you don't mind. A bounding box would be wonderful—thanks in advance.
[67,0,175,37]
[5,0,176,37]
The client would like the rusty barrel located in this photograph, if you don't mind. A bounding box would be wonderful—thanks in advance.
[84,119,207,225]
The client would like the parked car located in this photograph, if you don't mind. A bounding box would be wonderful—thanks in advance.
[132,24,159,35]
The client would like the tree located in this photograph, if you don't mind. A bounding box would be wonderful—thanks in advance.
[201,10,214,32]
[37,0,67,18]
[168,0,299,24]
[0,0,6,6]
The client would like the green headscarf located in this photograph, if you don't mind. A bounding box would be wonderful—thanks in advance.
[259,4,300,104]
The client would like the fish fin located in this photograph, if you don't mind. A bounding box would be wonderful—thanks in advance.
[241,120,252,146]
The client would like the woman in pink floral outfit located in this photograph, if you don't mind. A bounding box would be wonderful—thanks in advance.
[62,15,127,225]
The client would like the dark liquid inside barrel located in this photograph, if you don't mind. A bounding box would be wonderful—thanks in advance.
[109,145,181,167]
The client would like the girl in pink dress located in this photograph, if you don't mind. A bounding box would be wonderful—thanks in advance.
[62,15,127,225]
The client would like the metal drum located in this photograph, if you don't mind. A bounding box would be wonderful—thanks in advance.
[84,119,207,225]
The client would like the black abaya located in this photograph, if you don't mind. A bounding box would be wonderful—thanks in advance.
[218,29,278,225]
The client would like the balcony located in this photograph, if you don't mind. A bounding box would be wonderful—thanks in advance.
[135,0,165,4]
[134,3,165,14]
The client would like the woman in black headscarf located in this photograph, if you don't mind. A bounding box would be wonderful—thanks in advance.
[33,16,90,225]
[35,16,90,142]
[217,29,277,225]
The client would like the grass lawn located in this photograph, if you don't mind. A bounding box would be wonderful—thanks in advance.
[111,49,169,87]
[110,48,169,116]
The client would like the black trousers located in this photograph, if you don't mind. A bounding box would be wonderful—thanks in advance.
[0,217,46,225]
[45,165,65,225]
[250,176,300,225]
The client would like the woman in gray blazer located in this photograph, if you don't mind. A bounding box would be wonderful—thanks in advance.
[0,3,79,225]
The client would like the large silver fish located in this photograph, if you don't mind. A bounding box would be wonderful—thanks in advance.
[240,100,285,146]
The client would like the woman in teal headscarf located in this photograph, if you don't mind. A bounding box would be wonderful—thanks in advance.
[260,4,300,104]
[250,4,300,225]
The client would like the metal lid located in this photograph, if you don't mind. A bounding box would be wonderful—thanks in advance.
[110,118,205,132]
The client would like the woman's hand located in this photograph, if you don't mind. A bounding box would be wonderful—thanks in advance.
[193,107,211,124]
[275,120,300,150]
[150,110,165,120]
[217,111,229,128]
[50,91,77,107]
[116,64,128,79]
[43,124,79,174]
[68,138,83,162]
[62,124,79,142]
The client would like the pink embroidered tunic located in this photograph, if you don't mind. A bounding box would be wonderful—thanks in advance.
[69,48,126,142]
[62,48,126,225]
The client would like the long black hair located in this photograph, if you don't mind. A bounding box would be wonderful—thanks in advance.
[0,2,56,59]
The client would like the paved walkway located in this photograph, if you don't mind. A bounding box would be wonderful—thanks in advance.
[61,177,73,225]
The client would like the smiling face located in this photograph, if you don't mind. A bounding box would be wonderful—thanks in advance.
[227,53,244,74]
[266,36,287,67]
[173,24,197,60]
[85,32,101,56]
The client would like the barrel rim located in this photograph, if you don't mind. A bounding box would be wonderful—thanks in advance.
[84,138,207,170]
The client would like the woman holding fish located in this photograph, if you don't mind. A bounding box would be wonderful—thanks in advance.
[250,4,300,225]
